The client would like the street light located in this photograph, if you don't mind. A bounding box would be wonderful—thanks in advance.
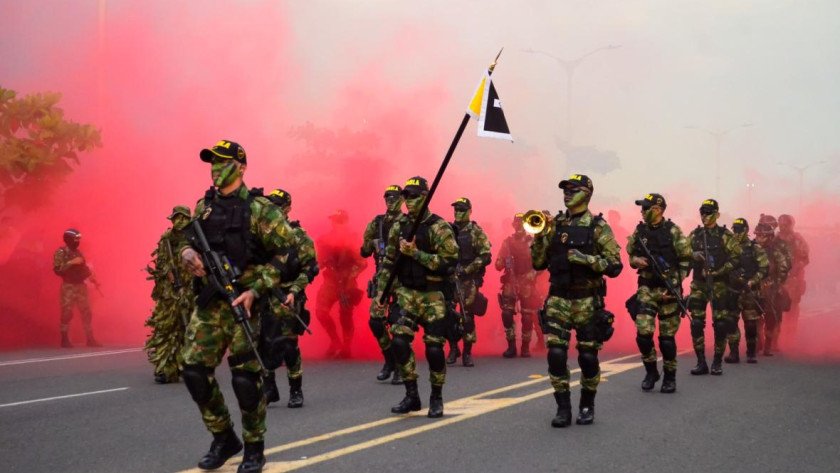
[777,160,827,212]
[685,123,753,197]
[745,182,757,216]
[523,45,621,143]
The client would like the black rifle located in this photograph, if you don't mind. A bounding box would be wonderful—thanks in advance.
[190,220,268,377]
[453,267,469,331]
[273,288,313,335]
[637,237,689,316]
[702,228,715,309]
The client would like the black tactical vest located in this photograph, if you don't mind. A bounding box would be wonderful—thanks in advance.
[200,187,272,272]
[453,221,476,266]
[738,240,760,279]
[397,214,449,290]
[548,214,602,291]
[691,225,727,281]
[373,213,400,268]
[634,221,678,286]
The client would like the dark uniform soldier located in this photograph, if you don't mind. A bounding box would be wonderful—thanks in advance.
[374,176,459,418]
[144,206,194,383]
[495,215,543,358]
[626,194,691,393]
[53,228,101,347]
[361,185,408,384]
[754,222,791,356]
[445,197,491,367]
[725,218,769,364]
[261,188,319,408]
[179,140,296,473]
[777,214,809,337]
[686,199,741,376]
[531,174,623,428]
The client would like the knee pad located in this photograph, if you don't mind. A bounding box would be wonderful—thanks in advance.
[636,334,655,354]
[368,318,387,338]
[182,364,213,405]
[230,369,262,411]
[391,334,412,364]
[463,319,476,334]
[501,310,514,328]
[425,343,446,372]
[658,336,677,360]
[578,349,600,380]
[547,346,569,377]
[712,319,730,339]
[690,318,705,338]
[744,320,758,339]
[424,318,448,339]
[282,338,300,367]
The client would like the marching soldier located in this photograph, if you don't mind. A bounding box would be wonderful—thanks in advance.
[53,228,101,347]
[626,194,691,393]
[725,218,769,364]
[754,222,791,355]
[777,214,809,336]
[531,174,623,428]
[361,185,408,384]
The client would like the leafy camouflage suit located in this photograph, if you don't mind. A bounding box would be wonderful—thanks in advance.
[53,244,96,343]
[144,214,194,383]
[726,229,769,362]
[495,228,543,356]
[626,218,691,385]
[180,183,295,445]
[447,218,491,358]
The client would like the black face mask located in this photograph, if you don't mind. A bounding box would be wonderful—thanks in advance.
[67,239,80,250]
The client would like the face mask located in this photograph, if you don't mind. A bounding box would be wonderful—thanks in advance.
[454,210,470,222]
[211,160,240,188]
[172,215,190,231]
[733,230,748,243]
[67,239,80,250]
[642,208,657,224]
[385,196,403,213]
[701,212,718,226]
[404,195,425,216]
[564,189,588,209]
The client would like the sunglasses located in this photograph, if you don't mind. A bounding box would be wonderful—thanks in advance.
[402,192,424,200]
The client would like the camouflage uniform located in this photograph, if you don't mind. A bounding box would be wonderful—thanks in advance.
[495,226,543,357]
[777,216,809,336]
[756,232,791,354]
[726,223,769,363]
[144,210,194,383]
[53,233,98,346]
[626,195,691,392]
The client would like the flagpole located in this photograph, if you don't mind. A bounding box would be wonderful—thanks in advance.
[379,49,503,304]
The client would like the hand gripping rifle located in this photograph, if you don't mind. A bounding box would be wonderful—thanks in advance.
[637,237,689,316]
[190,220,268,377]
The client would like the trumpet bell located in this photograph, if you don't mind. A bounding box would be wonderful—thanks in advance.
[522,210,546,235]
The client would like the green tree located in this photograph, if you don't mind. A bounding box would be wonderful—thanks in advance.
[0,86,102,211]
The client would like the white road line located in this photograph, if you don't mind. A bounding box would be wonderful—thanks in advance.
[0,348,143,367]
[0,387,129,408]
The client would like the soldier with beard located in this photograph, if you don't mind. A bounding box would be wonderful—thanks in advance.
[495,214,543,358]
[53,228,101,347]
[144,206,194,383]
[445,197,491,367]
[531,174,623,428]
[626,194,691,393]
[361,185,408,384]
[686,199,741,376]
[754,222,791,355]
[777,214,809,336]
[725,218,769,364]
[374,176,459,418]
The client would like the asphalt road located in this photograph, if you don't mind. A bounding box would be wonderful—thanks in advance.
[2,311,839,473]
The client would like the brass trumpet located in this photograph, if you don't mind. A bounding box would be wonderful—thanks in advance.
[522,210,548,235]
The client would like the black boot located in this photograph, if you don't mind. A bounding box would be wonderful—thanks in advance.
[710,355,723,375]
[85,331,102,347]
[502,339,517,358]
[576,389,596,425]
[520,340,531,358]
[237,441,266,473]
[660,368,676,393]
[746,340,757,364]
[724,343,740,364]
[641,361,660,391]
[197,428,243,470]
[376,360,394,381]
[263,372,280,405]
[551,391,572,428]
[391,379,422,414]
[690,354,709,375]
[390,368,404,385]
[60,332,73,348]
[427,384,444,418]
[287,377,303,408]
[446,342,461,365]
[462,342,474,367]
[154,372,173,384]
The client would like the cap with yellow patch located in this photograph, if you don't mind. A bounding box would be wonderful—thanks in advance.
[732,217,749,233]
[451,197,472,210]
[635,193,667,209]
[401,176,429,196]
[200,140,247,164]
[559,174,594,192]
[699,199,719,213]
[384,185,402,198]
[268,188,291,207]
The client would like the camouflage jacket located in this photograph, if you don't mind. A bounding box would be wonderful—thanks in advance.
[495,232,535,278]
[734,238,770,288]
[53,246,92,284]
[277,221,318,294]
[760,237,792,286]
[688,225,741,279]
[777,231,809,276]
[451,220,492,277]
[531,209,622,292]
[376,211,459,293]
[147,228,190,301]
[361,211,409,272]
[626,220,692,286]
[183,183,296,298]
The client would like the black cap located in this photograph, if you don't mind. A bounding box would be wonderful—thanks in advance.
[384,185,402,198]
[699,199,719,212]
[402,176,429,195]
[200,140,247,164]
[559,174,594,192]
[732,218,749,233]
[268,188,291,207]
[635,193,667,209]
[451,197,472,210]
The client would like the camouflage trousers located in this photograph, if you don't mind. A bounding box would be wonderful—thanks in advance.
[260,296,303,380]
[390,286,448,386]
[499,277,542,342]
[688,280,738,357]
[635,285,682,372]
[542,295,602,394]
[369,295,393,353]
[60,283,92,333]
[450,278,479,343]
[144,290,192,380]
[727,289,763,350]
[182,299,266,443]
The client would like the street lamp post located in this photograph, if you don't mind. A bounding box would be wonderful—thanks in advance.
[777,160,827,212]
[523,45,621,143]
[685,123,753,197]
[745,182,756,217]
